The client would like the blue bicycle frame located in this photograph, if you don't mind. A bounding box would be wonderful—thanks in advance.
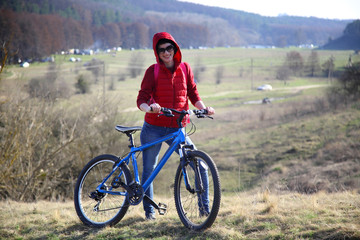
[96,127,186,198]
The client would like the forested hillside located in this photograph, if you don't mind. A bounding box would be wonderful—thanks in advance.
[0,0,352,63]
[322,19,360,50]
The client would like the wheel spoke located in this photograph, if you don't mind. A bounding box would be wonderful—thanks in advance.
[74,156,132,228]
[174,151,221,230]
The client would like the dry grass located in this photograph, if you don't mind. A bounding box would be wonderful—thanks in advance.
[1,191,359,239]
[1,48,360,239]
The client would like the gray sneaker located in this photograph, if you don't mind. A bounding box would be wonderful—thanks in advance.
[145,213,156,221]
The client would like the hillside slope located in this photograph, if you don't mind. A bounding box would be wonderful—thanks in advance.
[322,20,360,50]
[197,94,360,194]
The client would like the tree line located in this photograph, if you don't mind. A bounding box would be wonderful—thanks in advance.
[0,0,352,64]
[0,8,209,63]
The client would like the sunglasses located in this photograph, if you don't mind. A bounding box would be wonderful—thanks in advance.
[158,45,174,54]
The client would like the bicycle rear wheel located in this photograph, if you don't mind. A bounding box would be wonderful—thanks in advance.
[174,150,221,230]
[74,154,132,228]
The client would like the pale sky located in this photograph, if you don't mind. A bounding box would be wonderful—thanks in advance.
[179,0,360,20]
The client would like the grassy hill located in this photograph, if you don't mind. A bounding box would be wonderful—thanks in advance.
[1,47,360,238]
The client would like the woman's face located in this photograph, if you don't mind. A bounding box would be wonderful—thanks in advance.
[158,43,175,67]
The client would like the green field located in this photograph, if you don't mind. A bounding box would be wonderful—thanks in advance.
[1,47,359,239]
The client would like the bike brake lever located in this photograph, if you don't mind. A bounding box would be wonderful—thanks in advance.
[198,115,213,119]
[158,108,174,117]
[158,112,175,117]
[195,111,213,119]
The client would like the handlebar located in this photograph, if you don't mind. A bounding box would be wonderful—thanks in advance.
[190,109,213,119]
[159,108,212,119]
[158,108,213,129]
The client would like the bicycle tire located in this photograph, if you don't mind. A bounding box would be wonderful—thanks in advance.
[74,154,132,228]
[174,150,221,230]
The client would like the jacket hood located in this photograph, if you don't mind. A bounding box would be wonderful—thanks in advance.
[153,32,182,66]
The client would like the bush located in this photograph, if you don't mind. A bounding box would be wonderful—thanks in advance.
[276,65,291,82]
[86,58,104,84]
[193,57,206,83]
[327,62,360,107]
[0,97,75,201]
[338,63,360,99]
[27,62,71,100]
[0,93,127,201]
[128,52,144,78]
[215,65,224,85]
[75,74,90,94]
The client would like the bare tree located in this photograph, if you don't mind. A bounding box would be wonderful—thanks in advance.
[306,50,321,77]
[276,65,291,85]
[285,51,304,76]
[322,56,335,82]
[27,62,70,100]
[193,57,206,83]
[215,65,224,85]
[86,58,104,84]
[128,52,144,78]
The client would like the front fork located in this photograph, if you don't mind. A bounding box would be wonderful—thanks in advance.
[179,143,204,194]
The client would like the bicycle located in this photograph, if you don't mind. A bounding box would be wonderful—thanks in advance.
[74,108,221,230]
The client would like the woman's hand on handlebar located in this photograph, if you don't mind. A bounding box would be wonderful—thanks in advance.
[204,106,215,115]
[194,101,214,115]
[149,103,161,113]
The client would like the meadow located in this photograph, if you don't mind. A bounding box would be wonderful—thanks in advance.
[0,47,359,239]
[1,191,359,239]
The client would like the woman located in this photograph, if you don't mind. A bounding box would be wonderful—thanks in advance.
[137,32,214,220]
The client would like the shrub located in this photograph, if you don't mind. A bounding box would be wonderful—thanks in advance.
[86,58,104,84]
[193,57,206,83]
[27,62,71,100]
[0,93,127,201]
[75,74,90,94]
[108,77,115,90]
[128,52,144,78]
[327,62,360,107]
[276,65,291,84]
[215,65,224,85]
[338,62,360,99]
[0,97,75,201]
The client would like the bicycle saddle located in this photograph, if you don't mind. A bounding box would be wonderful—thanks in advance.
[115,125,142,134]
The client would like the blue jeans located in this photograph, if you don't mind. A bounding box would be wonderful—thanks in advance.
[140,122,209,216]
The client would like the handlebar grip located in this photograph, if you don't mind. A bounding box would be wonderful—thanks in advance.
[193,109,208,115]
[201,109,208,115]
[159,108,174,117]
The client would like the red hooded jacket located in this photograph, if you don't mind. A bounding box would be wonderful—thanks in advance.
[137,32,201,128]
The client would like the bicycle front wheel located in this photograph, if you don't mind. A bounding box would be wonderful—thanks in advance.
[174,150,221,230]
[74,154,132,228]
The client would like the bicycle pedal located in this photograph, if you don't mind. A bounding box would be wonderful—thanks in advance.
[158,202,167,215]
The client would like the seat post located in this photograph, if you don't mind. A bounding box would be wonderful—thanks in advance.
[126,133,135,148]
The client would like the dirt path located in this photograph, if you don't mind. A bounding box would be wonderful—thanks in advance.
[202,84,327,99]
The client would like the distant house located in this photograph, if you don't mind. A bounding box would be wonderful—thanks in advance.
[20,62,30,68]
